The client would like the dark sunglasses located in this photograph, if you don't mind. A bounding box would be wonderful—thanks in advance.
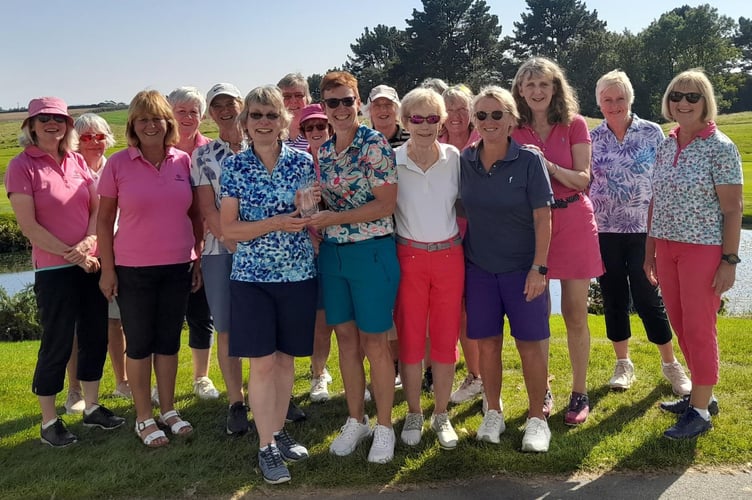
[248,112,280,120]
[323,97,356,109]
[408,114,441,125]
[475,110,504,121]
[304,123,328,133]
[36,114,67,124]
[79,133,106,142]
[668,91,703,104]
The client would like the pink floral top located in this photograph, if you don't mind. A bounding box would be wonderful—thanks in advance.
[318,125,397,243]
[650,122,742,245]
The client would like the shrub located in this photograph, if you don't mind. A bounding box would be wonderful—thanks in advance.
[0,285,41,341]
[0,214,30,253]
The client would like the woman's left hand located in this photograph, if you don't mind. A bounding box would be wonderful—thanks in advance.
[191,260,203,293]
[712,263,737,296]
[524,270,547,301]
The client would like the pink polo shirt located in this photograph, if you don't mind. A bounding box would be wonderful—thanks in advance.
[98,146,196,267]
[4,146,94,270]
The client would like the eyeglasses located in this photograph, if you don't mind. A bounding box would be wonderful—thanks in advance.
[283,93,306,100]
[408,114,441,124]
[79,133,106,142]
[304,123,328,133]
[36,114,67,123]
[668,91,703,104]
[323,97,356,109]
[475,110,504,121]
[248,112,280,120]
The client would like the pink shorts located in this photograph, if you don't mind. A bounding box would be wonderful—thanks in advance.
[394,239,464,364]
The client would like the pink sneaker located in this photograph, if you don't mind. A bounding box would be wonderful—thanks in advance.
[564,392,590,426]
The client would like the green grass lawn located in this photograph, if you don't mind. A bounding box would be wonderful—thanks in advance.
[0,315,749,497]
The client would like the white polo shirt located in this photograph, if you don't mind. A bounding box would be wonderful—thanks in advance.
[394,142,461,243]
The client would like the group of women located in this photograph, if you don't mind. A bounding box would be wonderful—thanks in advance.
[6,56,741,484]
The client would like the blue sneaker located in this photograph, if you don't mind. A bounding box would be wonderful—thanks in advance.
[274,429,309,462]
[258,444,290,484]
[664,407,712,440]
[660,394,719,415]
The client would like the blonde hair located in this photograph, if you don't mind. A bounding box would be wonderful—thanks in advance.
[661,68,717,123]
[473,86,520,124]
[595,70,634,108]
[19,119,78,155]
[512,57,579,126]
[400,87,447,125]
[125,90,179,148]
[238,86,292,140]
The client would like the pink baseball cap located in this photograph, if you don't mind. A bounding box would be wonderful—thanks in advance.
[299,103,328,125]
[23,96,73,127]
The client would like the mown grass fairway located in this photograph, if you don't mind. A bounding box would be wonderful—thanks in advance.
[0,315,750,497]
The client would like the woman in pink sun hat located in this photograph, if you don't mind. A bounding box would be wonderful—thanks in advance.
[5,96,125,447]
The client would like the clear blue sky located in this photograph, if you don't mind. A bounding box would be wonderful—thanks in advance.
[0,0,746,109]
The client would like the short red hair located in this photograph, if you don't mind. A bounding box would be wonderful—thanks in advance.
[320,71,360,100]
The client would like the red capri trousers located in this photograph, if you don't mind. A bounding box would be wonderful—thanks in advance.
[393,240,464,364]
[655,239,721,385]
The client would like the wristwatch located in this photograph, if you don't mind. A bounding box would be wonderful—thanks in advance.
[531,264,548,275]
[721,253,741,265]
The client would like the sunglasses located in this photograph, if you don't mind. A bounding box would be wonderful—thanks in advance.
[475,110,504,121]
[79,133,106,142]
[408,114,441,125]
[304,123,328,133]
[248,112,280,120]
[668,91,703,104]
[36,114,67,124]
[323,97,356,109]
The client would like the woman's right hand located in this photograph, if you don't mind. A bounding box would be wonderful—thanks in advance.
[99,268,118,302]
[274,208,310,233]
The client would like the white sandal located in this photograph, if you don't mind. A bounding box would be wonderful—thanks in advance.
[135,418,168,448]
[159,410,193,436]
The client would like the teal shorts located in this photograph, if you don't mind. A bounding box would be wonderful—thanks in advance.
[319,236,400,333]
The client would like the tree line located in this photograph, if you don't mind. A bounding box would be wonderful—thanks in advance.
[313,0,752,122]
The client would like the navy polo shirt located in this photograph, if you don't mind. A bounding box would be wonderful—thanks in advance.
[460,139,553,274]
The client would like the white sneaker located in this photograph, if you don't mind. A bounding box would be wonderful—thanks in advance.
[394,372,403,389]
[64,390,85,415]
[193,376,220,399]
[310,375,330,403]
[329,416,372,456]
[364,388,372,402]
[521,417,551,452]
[481,391,504,415]
[662,361,692,396]
[151,385,160,406]
[400,412,424,446]
[609,359,636,390]
[430,412,458,450]
[322,367,333,384]
[477,409,505,444]
[367,424,395,463]
[450,374,483,403]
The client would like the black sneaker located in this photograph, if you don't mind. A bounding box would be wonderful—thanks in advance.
[226,401,250,436]
[660,394,719,416]
[274,429,309,462]
[285,400,306,423]
[422,367,434,393]
[41,418,78,447]
[83,405,125,430]
[258,444,291,485]
[664,407,713,439]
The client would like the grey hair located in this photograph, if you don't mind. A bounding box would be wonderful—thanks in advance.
[238,86,292,140]
[167,86,207,117]
[595,70,634,108]
[74,113,116,148]
[277,72,311,101]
